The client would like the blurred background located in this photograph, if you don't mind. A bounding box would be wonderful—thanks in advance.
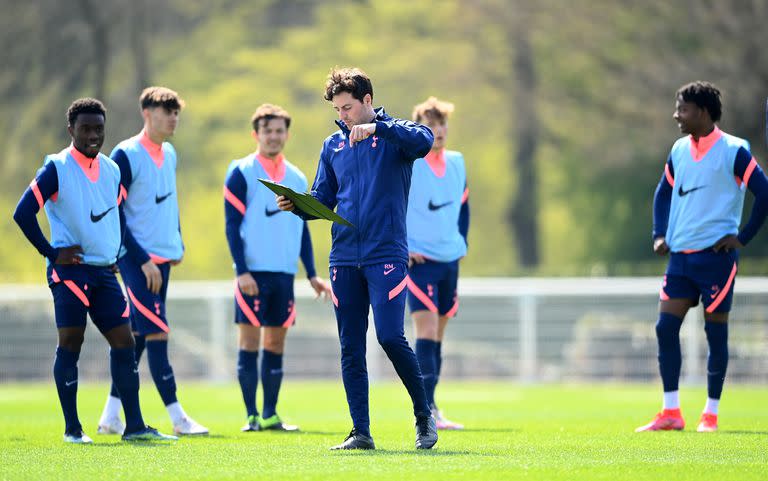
[1,0,767,383]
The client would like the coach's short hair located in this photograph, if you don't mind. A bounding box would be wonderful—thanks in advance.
[677,81,722,122]
[412,96,455,124]
[324,67,373,102]
[251,103,291,131]
[140,86,185,111]
[67,97,106,126]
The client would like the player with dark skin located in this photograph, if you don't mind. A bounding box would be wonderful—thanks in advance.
[653,97,737,325]
[56,113,136,355]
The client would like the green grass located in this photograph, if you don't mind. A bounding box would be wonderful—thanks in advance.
[1,382,766,480]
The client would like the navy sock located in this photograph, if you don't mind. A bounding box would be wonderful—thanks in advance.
[237,350,259,418]
[146,340,178,406]
[110,347,145,433]
[53,347,81,433]
[704,321,729,400]
[415,339,438,408]
[434,341,442,407]
[656,312,684,392]
[110,334,145,398]
[261,350,284,419]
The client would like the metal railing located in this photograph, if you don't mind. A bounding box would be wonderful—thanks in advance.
[1,278,767,384]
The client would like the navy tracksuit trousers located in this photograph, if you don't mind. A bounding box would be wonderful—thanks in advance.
[329,261,430,434]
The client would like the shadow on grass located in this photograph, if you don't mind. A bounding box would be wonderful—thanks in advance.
[91,441,177,448]
[331,449,475,456]
[717,430,768,435]
[457,428,521,434]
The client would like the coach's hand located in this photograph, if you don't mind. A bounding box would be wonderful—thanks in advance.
[141,259,163,294]
[309,276,331,301]
[55,245,84,265]
[653,237,669,256]
[713,234,743,253]
[238,272,259,297]
[349,123,376,147]
[409,252,427,267]
[276,195,295,212]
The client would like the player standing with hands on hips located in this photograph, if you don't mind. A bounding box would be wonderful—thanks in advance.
[637,81,768,433]
[277,67,438,450]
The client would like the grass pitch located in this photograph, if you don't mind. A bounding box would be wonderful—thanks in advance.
[0,382,766,480]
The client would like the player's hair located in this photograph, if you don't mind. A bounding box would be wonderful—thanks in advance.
[251,103,292,131]
[676,81,722,122]
[324,67,373,102]
[412,96,455,124]
[140,86,185,111]
[67,97,106,126]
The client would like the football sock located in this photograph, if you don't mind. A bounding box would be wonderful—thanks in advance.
[146,340,178,406]
[663,391,680,410]
[53,346,81,433]
[704,321,729,401]
[110,347,145,433]
[109,334,145,398]
[656,312,683,395]
[98,395,123,425]
[166,401,188,425]
[415,339,438,408]
[237,349,259,418]
[261,350,284,419]
[704,397,720,415]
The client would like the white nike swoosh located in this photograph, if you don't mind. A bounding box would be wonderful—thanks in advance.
[383,268,396,275]
[162,374,174,381]
[65,380,78,387]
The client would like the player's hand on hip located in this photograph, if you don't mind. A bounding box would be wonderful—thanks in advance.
[713,234,743,253]
[141,259,163,295]
[652,237,669,256]
[349,123,376,147]
[237,272,259,297]
[55,245,84,265]
[309,276,331,301]
[409,252,427,267]
[276,195,295,212]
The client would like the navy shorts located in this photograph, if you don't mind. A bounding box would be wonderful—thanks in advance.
[118,257,171,335]
[234,272,296,328]
[47,264,129,333]
[660,249,739,313]
[407,259,459,317]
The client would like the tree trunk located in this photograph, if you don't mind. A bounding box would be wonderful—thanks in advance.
[77,0,109,100]
[507,25,540,267]
[130,0,151,90]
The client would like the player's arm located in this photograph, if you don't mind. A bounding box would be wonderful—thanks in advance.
[458,181,470,248]
[13,163,82,264]
[224,168,258,296]
[223,168,249,275]
[732,147,768,246]
[300,221,331,299]
[373,118,434,160]
[652,156,674,255]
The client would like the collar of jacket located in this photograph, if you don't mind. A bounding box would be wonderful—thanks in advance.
[335,107,390,134]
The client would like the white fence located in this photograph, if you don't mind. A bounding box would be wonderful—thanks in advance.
[1,278,767,384]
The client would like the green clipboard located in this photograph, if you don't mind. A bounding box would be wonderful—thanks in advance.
[258,178,355,228]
